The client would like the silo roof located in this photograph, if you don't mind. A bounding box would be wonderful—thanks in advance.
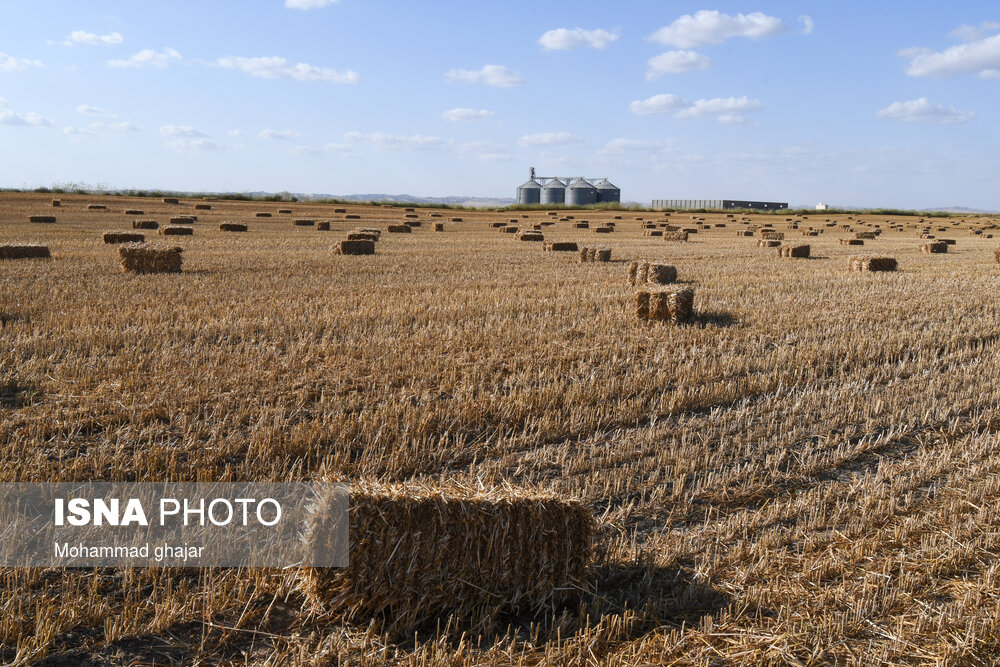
[544,178,566,188]
[595,179,618,189]
[520,179,541,189]
[567,178,594,188]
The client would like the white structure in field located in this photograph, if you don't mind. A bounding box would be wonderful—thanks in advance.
[815,203,829,210]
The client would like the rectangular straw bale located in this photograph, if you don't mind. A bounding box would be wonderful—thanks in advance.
[345,214,361,220]
[855,231,876,240]
[28,215,57,223]
[663,231,688,242]
[0,244,50,260]
[219,223,248,232]
[161,226,193,236]
[579,247,590,262]
[335,240,375,255]
[255,212,272,218]
[87,204,107,210]
[543,241,577,251]
[803,230,819,236]
[627,261,640,285]
[644,230,663,237]
[133,220,159,230]
[387,225,411,233]
[921,241,947,253]
[334,208,347,214]
[405,220,422,227]
[779,244,810,258]
[430,213,442,218]
[736,230,754,237]
[293,219,315,226]
[761,231,784,240]
[574,222,590,229]
[647,288,694,323]
[433,222,445,231]
[502,226,519,234]
[317,221,331,231]
[194,204,211,210]
[635,290,650,319]
[169,217,194,225]
[849,256,897,272]
[124,209,144,216]
[516,231,544,241]
[103,232,145,244]
[594,226,613,233]
[348,232,379,241]
[450,217,463,222]
[490,222,507,228]
[647,263,677,285]
[595,248,611,262]
[278,209,293,214]
[51,199,60,207]
[118,243,183,274]
[162,197,179,204]
[840,239,863,246]
[661,225,680,231]
[299,482,593,636]
[758,239,781,248]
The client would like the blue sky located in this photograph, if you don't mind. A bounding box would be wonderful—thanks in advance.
[0,1,998,208]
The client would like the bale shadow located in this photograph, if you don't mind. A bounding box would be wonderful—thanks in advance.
[0,379,39,409]
[0,312,29,326]
[689,310,739,328]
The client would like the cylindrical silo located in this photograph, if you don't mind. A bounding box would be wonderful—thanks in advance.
[540,178,566,205]
[565,178,597,206]
[517,178,541,204]
[595,179,620,204]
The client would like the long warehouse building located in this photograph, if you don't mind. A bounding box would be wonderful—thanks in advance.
[652,199,788,211]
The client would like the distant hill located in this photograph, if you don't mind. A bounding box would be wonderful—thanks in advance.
[294,193,517,208]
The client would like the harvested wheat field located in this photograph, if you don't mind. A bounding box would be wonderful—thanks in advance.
[3,191,1000,664]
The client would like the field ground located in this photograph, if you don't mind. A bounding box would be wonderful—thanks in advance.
[3,192,1000,665]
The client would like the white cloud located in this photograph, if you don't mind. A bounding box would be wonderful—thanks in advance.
[538,27,620,51]
[0,53,42,72]
[799,16,814,35]
[160,125,211,138]
[259,128,303,140]
[517,132,583,148]
[675,96,763,122]
[649,10,786,48]
[63,126,96,136]
[597,138,673,157]
[76,104,108,116]
[445,64,523,87]
[630,94,762,123]
[901,33,1000,77]
[0,110,54,127]
[948,21,1000,43]
[166,138,224,152]
[646,50,712,78]
[228,129,246,138]
[93,121,139,132]
[344,132,448,150]
[629,93,689,115]
[64,30,123,46]
[475,152,515,162]
[876,98,974,124]
[284,0,338,8]
[108,48,181,69]
[289,145,321,155]
[441,107,494,121]
[216,56,360,83]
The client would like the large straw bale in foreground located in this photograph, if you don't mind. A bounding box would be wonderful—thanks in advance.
[0,244,50,260]
[335,240,375,255]
[636,288,694,323]
[778,244,810,258]
[849,256,897,272]
[118,243,183,274]
[300,482,593,635]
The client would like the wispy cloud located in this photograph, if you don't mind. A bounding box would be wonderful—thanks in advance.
[216,56,360,83]
[948,20,1000,43]
[517,132,583,148]
[0,53,42,72]
[646,50,712,78]
[108,47,181,68]
[799,16,814,35]
[166,138,224,153]
[259,128,303,140]
[538,27,620,51]
[445,64,523,87]
[630,94,762,123]
[876,98,974,124]
[76,104,109,116]
[900,33,1000,77]
[284,0,339,9]
[0,110,54,127]
[649,10,786,48]
[160,125,211,138]
[344,132,448,150]
[64,30,123,46]
[441,108,494,121]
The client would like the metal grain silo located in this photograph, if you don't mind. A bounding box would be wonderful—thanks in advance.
[517,178,541,204]
[565,178,597,206]
[595,179,620,204]
[540,178,566,205]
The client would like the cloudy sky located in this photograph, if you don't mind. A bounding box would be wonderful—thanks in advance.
[1,2,998,208]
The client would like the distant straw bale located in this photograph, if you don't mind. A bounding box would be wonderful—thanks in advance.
[299,482,593,636]
[594,226,613,234]
[194,204,211,210]
[387,225,411,233]
[255,212,272,218]
[849,256,897,272]
[758,239,781,248]
[51,199,60,207]
[345,214,361,220]
[278,209,293,214]
[347,232,379,241]
[779,244,810,258]
[124,209,144,216]
[761,231,784,240]
[450,217,463,222]
[169,217,194,225]
[293,219,315,227]
[133,220,159,230]
[433,222,444,231]
[405,221,422,227]
[317,221,331,231]
[543,242,577,252]
[219,223,247,232]
[855,231,877,240]
[574,222,590,229]
[28,215,57,223]
[103,232,144,244]
[644,230,663,237]
[840,239,863,246]
[334,208,347,214]
[87,204,107,211]
[502,227,518,234]
[921,241,947,254]
[0,244,50,260]
[596,248,611,262]
[335,240,375,255]
[663,231,688,242]
[516,231,544,241]
[161,226,193,236]
[162,197,179,204]
[648,263,678,284]
[118,243,182,274]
